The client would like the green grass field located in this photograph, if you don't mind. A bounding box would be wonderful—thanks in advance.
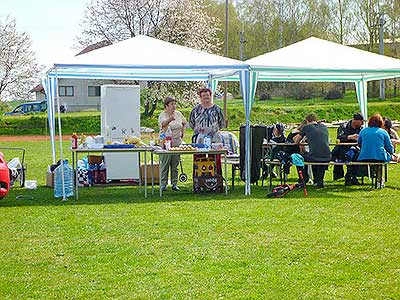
[0,133,399,299]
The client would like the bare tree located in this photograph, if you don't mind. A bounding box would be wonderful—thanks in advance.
[353,0,382,50]
[0,17,40,100]
[76,0,220,53]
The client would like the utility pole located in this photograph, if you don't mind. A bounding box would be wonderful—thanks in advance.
[239,29,245,61]
[223,0,229,127]
[379,12,386,100]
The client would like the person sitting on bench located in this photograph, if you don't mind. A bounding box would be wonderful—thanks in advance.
[294,113,331,188]
[358,114,393,188]
[332,112,364,185]
[383,118,400,151]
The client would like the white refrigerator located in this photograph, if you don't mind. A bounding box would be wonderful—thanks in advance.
[101,85,141,180]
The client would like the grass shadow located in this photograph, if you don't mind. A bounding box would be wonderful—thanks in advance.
[1,178,396,208]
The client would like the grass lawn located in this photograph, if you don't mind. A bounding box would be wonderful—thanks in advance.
[0,137,399,299]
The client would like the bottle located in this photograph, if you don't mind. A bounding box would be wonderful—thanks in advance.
[54,160,74,198]
[204,135,211,149]
[159,132,166,149]
[165,126,173,150]
[71,133,78,149]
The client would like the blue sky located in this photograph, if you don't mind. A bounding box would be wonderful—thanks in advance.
[0,0,89,70]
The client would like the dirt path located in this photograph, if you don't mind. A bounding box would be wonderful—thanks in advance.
[0,135,70,142]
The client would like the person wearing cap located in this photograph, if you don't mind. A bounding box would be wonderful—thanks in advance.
[294,113,331,188]
[332,112,364,185]
[383,117,400,150]
[158,97,187,191]
[269,123,286,158]
[189,87,225,143]
[266,123,287,178]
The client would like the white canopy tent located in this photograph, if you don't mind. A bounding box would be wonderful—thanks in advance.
[43,35,252,198]
[216,37,400,194]
[44,35,400,197]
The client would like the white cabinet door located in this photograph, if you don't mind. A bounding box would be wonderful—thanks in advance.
[104,152,140,180]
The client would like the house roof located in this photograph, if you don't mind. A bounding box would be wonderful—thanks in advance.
[30,83,44,93]
[76,40,113,56]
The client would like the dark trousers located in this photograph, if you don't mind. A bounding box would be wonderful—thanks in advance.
[302,153,329,185]
[302,165,327,184]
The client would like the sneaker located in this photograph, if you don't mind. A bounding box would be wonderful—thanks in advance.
[172,185,180,191]
[378,181,385,189]
[313,182,324,189]
[345,180,352,186]
[161,185,167,192]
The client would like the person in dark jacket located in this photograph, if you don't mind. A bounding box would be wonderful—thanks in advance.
[331,112,364,185]
[294,113,331,188]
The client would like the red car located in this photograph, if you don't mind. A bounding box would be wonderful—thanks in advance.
[0,152,10,199]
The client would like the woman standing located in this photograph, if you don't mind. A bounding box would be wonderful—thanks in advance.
[158,97,187,191]
[189,87,225,143]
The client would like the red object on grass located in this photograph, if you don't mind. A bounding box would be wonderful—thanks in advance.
[0,152,10,199]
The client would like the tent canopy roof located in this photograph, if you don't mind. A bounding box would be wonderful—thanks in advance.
[48,35,248,81]
[218,37,400,82]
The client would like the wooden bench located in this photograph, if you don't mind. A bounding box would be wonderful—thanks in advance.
[263,160,397,190]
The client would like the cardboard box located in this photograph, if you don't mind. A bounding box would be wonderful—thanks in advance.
[140,163,159,184]
[46,171,54,187]
[88,155,104,165]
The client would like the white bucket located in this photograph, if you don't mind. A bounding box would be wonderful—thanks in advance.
[25,180,37,189]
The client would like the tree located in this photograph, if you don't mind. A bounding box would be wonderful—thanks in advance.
[327,0,356,45]
[77,0,221,105]
[77,0,220,53]
[353,0,382,50]
[0,17,40,100]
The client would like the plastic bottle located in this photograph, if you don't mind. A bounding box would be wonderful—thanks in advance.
[54,160,74,198]
[71,133,78,149]
[165,127,173,150]
[204,135,211,149]
[159,132,166,149]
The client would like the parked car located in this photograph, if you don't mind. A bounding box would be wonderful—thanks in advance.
[4,100,47,116]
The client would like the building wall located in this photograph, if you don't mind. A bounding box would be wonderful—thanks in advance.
[35,92,46,101]
[37,79,141,112]
[58,79,102,112]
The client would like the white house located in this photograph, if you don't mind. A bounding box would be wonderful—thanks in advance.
[31,41,118,112]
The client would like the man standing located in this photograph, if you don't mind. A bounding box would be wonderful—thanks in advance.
[332,112,364,185]
[294,113,331,188]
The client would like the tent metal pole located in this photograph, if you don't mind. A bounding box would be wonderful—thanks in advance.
[55,72,67,201]
[43,77,56,164]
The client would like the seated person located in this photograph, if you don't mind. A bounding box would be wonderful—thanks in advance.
[271,123,286,143]
[264,123,286,178]
[294,113,331,188]
[286,120,306,155]
[331,112,364,185]
[358,114,394,187]
[384,118,400,151]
